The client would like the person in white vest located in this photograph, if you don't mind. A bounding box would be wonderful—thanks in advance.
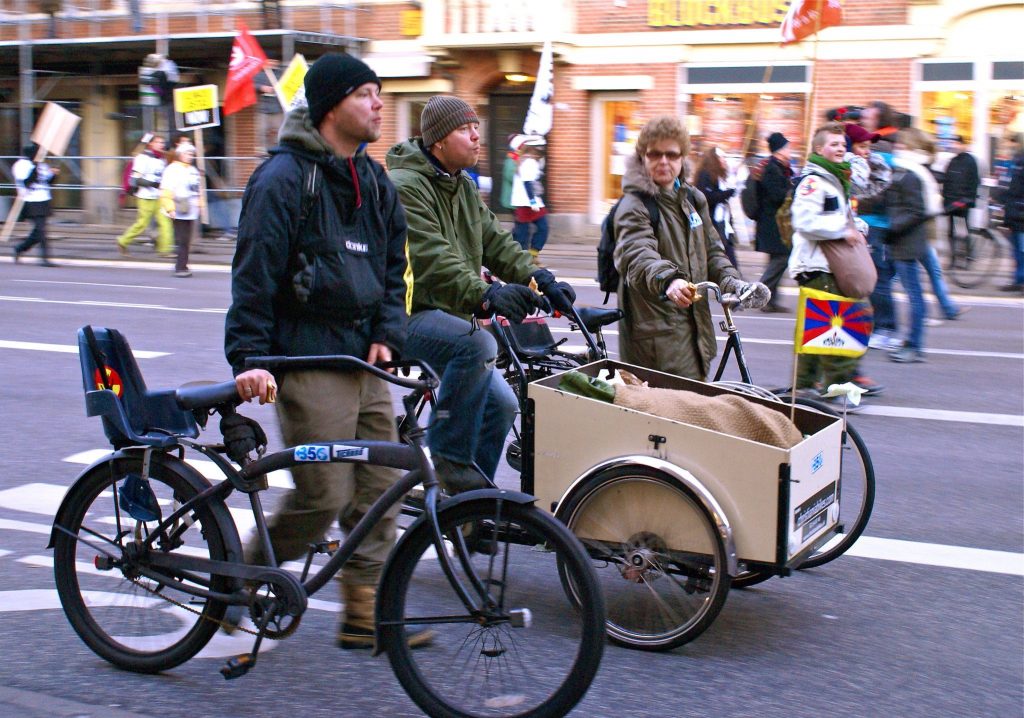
[159,142,202,277]
[116,134,173,258]
[12,143,58,267]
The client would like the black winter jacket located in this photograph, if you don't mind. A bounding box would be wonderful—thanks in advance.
[941,151,980,209]
[754,156,793,255]
[885,166,929,262]
[225,109,410,376]
[1003,152,1024,233]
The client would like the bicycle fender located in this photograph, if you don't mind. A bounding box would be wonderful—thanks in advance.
[48,449,243,565]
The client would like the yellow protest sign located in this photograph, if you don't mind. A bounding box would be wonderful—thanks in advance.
[276,54,308,111]
[173,85,221,130]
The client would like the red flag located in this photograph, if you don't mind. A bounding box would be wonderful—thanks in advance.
[223,21,267,116]
[780,0,843,45]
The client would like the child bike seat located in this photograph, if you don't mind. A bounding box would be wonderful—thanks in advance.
[488,316,560,361]
[77,325,199,448]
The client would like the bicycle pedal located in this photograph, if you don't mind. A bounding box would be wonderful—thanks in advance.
[312,539,341,555]
[220,654,255,680]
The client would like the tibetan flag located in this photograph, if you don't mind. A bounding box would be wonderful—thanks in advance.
[223,21,267,116]
[794,286,872,357]
[780,0,843,45]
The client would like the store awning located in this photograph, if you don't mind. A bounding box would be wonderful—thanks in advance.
[0,28,365,77]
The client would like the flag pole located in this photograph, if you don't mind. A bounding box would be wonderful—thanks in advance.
[802,0,826,156]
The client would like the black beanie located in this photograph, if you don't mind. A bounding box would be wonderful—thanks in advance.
[305,53,381,127]
[767,132,789,154]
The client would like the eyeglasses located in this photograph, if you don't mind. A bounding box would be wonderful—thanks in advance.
[644,150,683,162]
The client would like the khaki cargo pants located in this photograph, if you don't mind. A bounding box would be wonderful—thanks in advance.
[246,369,400,586]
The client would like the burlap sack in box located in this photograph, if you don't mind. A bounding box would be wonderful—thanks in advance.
[613,384,803,449]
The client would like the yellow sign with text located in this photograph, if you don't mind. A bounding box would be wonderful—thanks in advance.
[173,84,218,114]
[648,0,789,28]
[276,54,309,111]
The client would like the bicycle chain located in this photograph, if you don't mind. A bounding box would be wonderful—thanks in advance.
[129,574,263,637]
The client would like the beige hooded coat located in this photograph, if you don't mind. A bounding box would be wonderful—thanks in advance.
[613,154,743,380]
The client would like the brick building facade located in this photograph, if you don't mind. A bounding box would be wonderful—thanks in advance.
[1,0,1021,230]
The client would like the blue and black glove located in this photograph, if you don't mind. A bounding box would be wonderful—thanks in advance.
[531,269,576,315]
[477,283,543,323]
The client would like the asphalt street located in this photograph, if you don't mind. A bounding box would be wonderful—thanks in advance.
[0,247,1021,718]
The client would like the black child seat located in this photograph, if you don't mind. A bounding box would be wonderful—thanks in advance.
[78,326,199,449]
[486,316,560,361]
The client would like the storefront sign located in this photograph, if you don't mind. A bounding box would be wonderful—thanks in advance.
[173,84,221,131]
[400,9,423,36]
[648,0,789,28]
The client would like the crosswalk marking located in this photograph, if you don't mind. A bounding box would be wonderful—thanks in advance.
[0,340,168,358]
[2,489,1019,577]
[61,450,295,489]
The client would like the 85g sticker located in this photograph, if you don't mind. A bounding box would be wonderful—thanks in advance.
[294,445,330,462]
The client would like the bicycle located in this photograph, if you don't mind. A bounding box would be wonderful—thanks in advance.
[406,283,873,650]
[947,202,1011,289]
[51,325,606,718]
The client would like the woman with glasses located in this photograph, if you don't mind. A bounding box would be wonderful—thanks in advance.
[613,115,770,380]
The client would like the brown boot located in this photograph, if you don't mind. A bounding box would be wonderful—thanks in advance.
[338,582,435,650]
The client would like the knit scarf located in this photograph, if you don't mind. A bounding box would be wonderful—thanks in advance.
[808,153,852,197]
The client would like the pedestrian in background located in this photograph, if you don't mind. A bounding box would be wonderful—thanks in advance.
[940,134,981,264]
[886,127,940,364]
[999,138,1024,293]
[160,142,201,278]
[754,131,794,313]
[509,134,549,265]
[117,134,173,258]
[694,146,740,269]
[11,143,57,267]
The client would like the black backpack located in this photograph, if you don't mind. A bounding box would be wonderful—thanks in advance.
[596,192,660,303]
[739,157,770,220]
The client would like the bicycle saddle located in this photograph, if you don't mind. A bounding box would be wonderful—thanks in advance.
[575,306,623,334]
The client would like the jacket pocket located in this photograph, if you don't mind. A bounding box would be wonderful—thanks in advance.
[299,245,385,320]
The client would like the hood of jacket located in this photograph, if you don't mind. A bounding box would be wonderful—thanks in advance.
[385,137,461,182]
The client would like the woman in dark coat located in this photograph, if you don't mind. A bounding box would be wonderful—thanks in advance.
[694,146,739,269]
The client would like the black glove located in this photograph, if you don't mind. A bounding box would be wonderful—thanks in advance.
[531,268,576,315]
[477,283,541,323]
[220,412,268,465]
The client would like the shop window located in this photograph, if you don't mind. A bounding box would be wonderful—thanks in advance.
[921,90,974,148]
[603,100,641,204]
[990,90,1024,184]
[691,93,805,159]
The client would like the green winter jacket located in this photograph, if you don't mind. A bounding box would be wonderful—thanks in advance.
[386,138,536,319]
[613,153,742,381]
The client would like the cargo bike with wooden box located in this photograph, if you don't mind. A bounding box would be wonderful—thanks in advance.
[469,281,874,651]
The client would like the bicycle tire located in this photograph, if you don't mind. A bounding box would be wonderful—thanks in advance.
[53,456,233,673]
[379,497,605,718]
[558,465,731,651]
[949,227,1003,289]
[777,395,876,569]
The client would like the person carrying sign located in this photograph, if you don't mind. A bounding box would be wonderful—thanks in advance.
[12,143,58,267]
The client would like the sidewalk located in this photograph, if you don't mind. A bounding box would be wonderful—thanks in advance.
[5,219,1016,303]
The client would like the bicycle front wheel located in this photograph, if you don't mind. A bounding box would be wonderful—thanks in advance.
[949,228,1002,289]
[379,497,605,718]
[779,396,876,569]
[559,465,732,651]
[52,456,234,673]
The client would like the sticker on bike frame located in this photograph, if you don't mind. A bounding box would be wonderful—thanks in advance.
[333,445,369,461]
[294,445,331,462]
[811,450,824,474]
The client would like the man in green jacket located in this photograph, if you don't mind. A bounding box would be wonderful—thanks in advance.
[386,96,577,492]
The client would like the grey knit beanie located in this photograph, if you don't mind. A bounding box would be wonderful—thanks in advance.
[420,96,480,147]
[305,53,381,128]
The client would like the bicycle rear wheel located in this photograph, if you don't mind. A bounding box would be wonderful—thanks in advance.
[778,396,876,569]
[949,228,1002,289]
[558,465,731,651]
[52,456,234,673]
[379,497,605,718]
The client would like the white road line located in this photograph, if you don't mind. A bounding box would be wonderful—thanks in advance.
[0,340,168,358]
[856,405,1024,426]
[3,512,1018,576]
[10,279,174,291]
[0,295,227,314]
[1,257,231,273]
[0,550,10,558]
[62,450,294,489]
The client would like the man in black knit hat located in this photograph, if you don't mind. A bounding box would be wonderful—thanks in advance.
[755,131,795,312]
[386,96,578,494]
[225,52,430,650]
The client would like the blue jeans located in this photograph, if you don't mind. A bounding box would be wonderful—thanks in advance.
[920,245,959,319]
[1012,231,1024,285]
[513,214,548,252]
[893,259,926,350]
[868,226,897,333]
[405,310,518,479]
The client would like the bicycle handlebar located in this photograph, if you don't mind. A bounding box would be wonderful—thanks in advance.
[244,355,440,391]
